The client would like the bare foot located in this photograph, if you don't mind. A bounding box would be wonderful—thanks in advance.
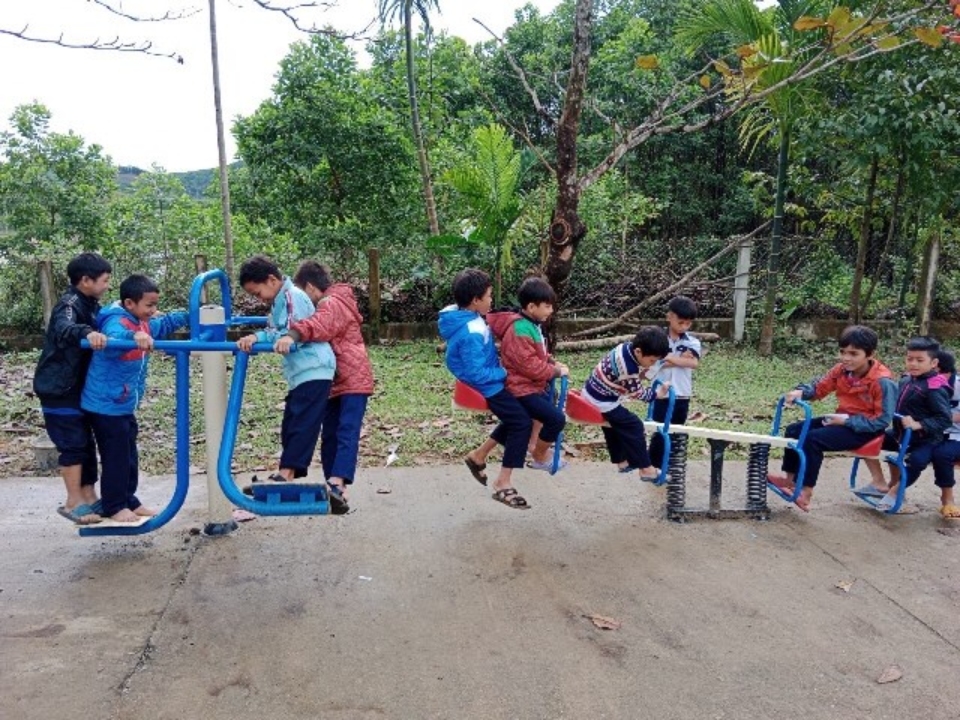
[133,505,158,517]
[110,509,142,523]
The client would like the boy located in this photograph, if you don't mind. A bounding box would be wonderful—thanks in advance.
[582,326,672,482]
[281,261,374,506]
[649,296,701,470]
[485,276,569,472]
[81,274,189,523]
[768,325,896,512]
[236,256,341,511]
[33,252,111,525]
[871,337,952,512]
[439,268,532,509]
[931,350,960,520]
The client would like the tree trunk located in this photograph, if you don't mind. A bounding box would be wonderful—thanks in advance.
[38,259,55,330]
[208,0,235,280]
[863,162,905,312]
[543,0,593,301]
[849,153,879,323]
[916,224,941,336]
[404,2,440,236]
[757,128,790,356]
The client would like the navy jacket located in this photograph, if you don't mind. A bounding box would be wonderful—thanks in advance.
[33,287,102,410]
[893,370,952,446]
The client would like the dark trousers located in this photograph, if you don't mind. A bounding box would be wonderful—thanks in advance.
[931,439,960,489]
[601,405,651,469]
[320,394,368,485]
[882,430,938,488]
[649,397,690,469]
[43,411,99,486]
[280,379,331,478]
[487,389,533,469]
[88,412,140,516]
[517,391,566,443]
[782,417,881,488]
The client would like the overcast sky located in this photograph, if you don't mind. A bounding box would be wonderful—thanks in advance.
[1,0,561,172]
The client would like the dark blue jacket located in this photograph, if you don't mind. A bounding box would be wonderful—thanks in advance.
[33,287,102,410]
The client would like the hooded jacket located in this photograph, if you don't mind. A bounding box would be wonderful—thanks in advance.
[796,359,896,434]
[81,302,189,416]
[892,370,952,445]
[438,305,506,398]
[485,310,558,397]
[33,286,102,410]
[289,283,374,399]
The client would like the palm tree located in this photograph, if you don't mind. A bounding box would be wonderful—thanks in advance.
[378,0,441,236]
[678,0,823,355]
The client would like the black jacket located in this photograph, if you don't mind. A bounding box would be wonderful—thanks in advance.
[893,370,952,446]
[33,287,101,409]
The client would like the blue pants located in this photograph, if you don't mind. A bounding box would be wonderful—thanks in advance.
[87,412,140,516]
[487,389,533,469]
[931,439,960,489]
[882,430,937,488]
[649,397,690,469]
[280,379,331,478]
[321,394,368,485]
[782,417,880,488]
[517,391,565,443]
[601,405,651,469]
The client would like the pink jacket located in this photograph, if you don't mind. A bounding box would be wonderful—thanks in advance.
[289,284,374,398]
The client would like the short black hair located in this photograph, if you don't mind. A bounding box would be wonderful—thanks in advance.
[239,255,282,286]
[667,296,697,320]
[632,325,670,358]
[938,349,956,376]
[293,260,333,292]
[452,268,492,308]
[838,325,878,355]
[66,252,112,286]
[906,336,941,359]
[518,277,556,307]
[120,274,159,303]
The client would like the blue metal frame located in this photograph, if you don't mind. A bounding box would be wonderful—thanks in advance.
[849,420,913,514]
[546,376,569,475]
[767,396,813,505]
[645,382,676,486]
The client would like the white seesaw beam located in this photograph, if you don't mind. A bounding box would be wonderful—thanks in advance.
[642,422,797,449]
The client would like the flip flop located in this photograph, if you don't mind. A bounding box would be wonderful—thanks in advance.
[492,487,530,509]
[618,464,640,474]
[56,504,102,525]
[327,483,350,515]
[940,504,960,520]
[464,457,488,486]
[852,485,886,498]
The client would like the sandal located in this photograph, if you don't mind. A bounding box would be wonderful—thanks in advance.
[327,483,350,515]
[464,457,488,486]
[941,504,960,521]
[492,487,530,510]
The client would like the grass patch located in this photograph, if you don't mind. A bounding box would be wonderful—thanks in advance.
[0,340,841,476]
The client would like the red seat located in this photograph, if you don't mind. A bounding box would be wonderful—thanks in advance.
[851,435,883,458]
[452,380,489,412]
[565,389,607,425]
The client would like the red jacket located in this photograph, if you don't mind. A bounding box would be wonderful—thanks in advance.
[486,310,558,397]
[807,359,893,419]
[289,284,374,398]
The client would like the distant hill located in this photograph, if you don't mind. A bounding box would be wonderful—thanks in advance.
[115,163,242,200]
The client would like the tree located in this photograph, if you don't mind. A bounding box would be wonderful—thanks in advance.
[377,0,442,236]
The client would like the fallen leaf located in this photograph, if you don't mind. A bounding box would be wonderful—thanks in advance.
[876,665,903,684]
[232,509,257,523]
[687,411,707,424]
[376,487,392,494]
[584,614,621,631]
[835,579,855,593]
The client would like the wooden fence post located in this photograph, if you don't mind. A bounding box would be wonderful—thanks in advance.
[733,239,752,342]
[38,260,56,330]
[368,248,381,342]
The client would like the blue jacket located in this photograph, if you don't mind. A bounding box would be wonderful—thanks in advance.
[81,302,189,416]
[438,305,506,398]
[255,278,336,390]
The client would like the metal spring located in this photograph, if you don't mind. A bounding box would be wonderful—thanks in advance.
[666,433,688,518]
[747,442,770,513]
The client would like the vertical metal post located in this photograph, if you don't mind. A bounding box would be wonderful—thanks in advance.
[199,305,237,536]
[707,439,730,517]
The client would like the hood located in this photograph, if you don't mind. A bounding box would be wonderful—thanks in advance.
[324,283,363,324]
[96,300,138,329]
[485,310,522,341]
[438,305,481,341]
[864,359,893,382]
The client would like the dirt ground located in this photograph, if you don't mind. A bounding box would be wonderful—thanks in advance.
[3,459,960,720]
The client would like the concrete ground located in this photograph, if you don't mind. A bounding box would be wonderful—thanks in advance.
[3,459,960,720]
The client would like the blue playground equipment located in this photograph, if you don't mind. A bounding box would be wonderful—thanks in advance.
[77,269,330,537]
[766,396,813,506]
[847,420,913,515]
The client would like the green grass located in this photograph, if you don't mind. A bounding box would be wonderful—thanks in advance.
[0,341,837,476]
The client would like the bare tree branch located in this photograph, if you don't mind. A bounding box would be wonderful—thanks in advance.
[0,25,182,60]
[247,0,375,38]
[89,0,201,22]
[477,86,557,175]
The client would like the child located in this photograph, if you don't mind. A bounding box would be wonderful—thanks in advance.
[649,296,701,470]
[439,268,533,509]
[485,276,569,472]
[236,256,341,511]
[931,350,960,520]
[81,274,188,523]
[282,261,374,506]
[872,337,952,512]
[582,326,672,481]
[33,252,112,525]
[768,325,896,511]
